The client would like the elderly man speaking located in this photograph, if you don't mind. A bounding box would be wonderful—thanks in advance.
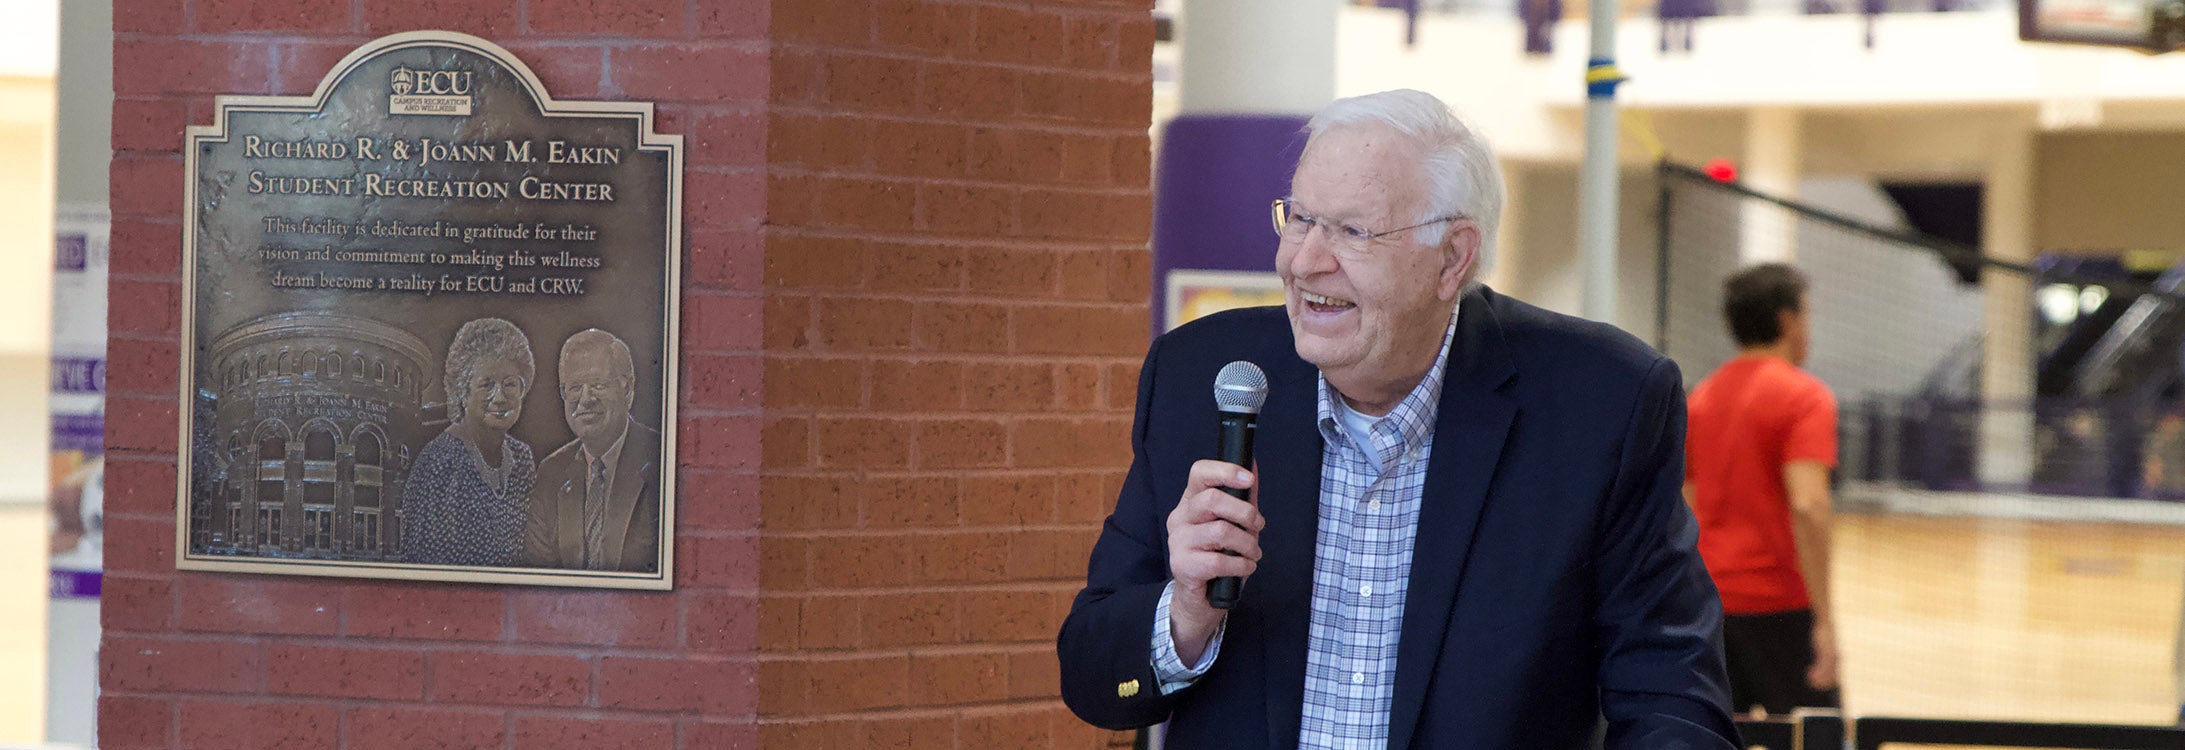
[1059,90,1738,748]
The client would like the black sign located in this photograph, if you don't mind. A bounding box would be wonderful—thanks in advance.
[178,31,683,589]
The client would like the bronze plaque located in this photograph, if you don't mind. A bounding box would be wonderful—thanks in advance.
[177,31,683,589]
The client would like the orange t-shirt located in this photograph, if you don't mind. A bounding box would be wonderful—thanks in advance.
[1685,354,1837,615]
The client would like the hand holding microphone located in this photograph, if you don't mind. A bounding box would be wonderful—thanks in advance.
[1165,361,1269,657]
[1205,362,1266,609]
[1162,475,1264,660]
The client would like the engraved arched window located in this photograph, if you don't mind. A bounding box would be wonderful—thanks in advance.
[254,431,286,547]
[351,429,384,551]
[356,432,381,466]
[223,434,244,545]
[327,354,341,379]
[300,426,339,553]
[351,354,366,380]
[375,360,386,383]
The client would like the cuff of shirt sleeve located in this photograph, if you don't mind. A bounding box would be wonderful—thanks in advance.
[1151,581,1225,695]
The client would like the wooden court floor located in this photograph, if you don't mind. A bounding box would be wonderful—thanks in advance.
[2,507,2180,742]
[1835,513,2185,725]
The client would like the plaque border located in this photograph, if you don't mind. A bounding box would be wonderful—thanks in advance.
[175,30,685,590]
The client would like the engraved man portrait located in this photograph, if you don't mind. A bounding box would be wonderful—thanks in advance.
[525,328,661,572]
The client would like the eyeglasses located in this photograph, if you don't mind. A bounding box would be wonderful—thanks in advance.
[1271,198,1464,259]
[562,380,628,400]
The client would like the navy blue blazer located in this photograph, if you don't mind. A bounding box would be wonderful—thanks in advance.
[1058,287,1739,749]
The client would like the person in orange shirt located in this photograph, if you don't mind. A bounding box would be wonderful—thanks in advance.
[1685,264,1840,715]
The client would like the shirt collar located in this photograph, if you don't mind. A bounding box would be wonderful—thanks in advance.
[1315,308,1460,465]
[582,419,630,473]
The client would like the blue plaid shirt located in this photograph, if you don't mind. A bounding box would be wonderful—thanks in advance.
[1154,315,1458,748]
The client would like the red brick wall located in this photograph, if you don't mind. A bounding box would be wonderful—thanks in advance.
[756,0,1152,745]
[104,0,1151,747]
[105,2,770,747]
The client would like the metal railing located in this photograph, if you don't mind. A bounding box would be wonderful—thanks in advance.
[1737,713,2185,749]
[1357,0,2007,18]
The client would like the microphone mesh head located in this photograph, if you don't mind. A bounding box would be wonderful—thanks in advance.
[1213,361,1269,414]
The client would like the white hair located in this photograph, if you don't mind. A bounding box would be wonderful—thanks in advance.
[1303,89,1506,283]
[443,317,534,423]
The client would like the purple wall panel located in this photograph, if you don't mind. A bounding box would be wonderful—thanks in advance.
[1152,114,1310,331]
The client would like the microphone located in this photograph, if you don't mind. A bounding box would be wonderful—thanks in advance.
[1207,361,1268,610]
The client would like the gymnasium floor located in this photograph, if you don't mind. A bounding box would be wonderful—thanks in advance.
[1836,512,2185,725]
[0,503,2176,743]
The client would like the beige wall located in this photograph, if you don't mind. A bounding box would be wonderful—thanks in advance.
[0,502,45,744]
[52,0,107,207]
[2038,131,2185,258]
[0,78,56,358]
[0,77,57,503]
[0,75,53,748]
[1494,163,1665,342]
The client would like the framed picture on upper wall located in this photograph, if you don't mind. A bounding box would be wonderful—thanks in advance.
[174,32,684,590]
[2020,0,2185,50]
[1165,269,1286,332]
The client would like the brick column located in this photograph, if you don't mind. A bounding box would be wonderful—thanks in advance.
[756,1,1152,745]
[104,0,1151,748]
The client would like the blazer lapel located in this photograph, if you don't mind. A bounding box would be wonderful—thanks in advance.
[603,419,655,567]
[1386,289,1518,750]
[1253,349,1324,750]
[554,447,585,567]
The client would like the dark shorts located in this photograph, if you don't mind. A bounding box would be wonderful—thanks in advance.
[1723,609,1841,715]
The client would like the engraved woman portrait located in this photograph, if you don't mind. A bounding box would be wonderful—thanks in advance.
[401,317,539,567]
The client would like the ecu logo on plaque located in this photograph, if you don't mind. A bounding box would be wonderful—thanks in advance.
[177,31,685,590]
[389,64,475,116]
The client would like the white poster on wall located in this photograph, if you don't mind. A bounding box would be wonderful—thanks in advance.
[49,203,106,574]
[48,202,106,748]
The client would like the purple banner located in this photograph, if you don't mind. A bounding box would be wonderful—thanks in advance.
[49,569,101,599]
[52,413,103,454]
[55,234,87,272]
[1151,114,1310,331]
[52,356,104,394]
